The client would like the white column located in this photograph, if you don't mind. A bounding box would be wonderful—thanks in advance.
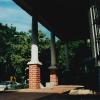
[90,5,100,91]
[28,16,41,65]
[89,6,97,65]
[49,33,57,69]
[27,16,41,89]
[92,6,99,56]
[49,33,58,86]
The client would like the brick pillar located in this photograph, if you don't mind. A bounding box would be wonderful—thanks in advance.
[49,33,58,86]
[28,17,41,89]
[29,64,40,89]
[50,69,58,86]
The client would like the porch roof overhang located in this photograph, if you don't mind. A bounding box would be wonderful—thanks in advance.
[13,0,92,41]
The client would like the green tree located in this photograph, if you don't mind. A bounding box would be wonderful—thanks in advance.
[0,23,31,82]
[56,39,85,71]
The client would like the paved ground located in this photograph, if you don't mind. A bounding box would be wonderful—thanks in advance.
[10,85,84,93]
[0,91,51,100]
[1,91,100,100]
[0,85,100,100]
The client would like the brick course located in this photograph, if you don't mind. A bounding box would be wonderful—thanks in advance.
[50,70,58,86]
[29,64,40,89]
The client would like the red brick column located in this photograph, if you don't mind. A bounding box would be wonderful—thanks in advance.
[50,69,58,86]
[29,64,40,89]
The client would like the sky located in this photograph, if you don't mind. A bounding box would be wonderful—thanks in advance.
[0,0,50,37]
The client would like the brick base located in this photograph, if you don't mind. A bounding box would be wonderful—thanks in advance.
[29,64,40,89]
[50,70,58,86]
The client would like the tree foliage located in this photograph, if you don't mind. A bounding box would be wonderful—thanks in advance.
[0,23,50,83]
[0,23,91,85]
[0,23,31,81]
[56,39,85,69]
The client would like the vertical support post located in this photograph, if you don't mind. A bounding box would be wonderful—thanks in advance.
[49,33,58,86]
[27,16,41,89]
[93,6,100,91]
[89,5,100,91]
[51,33,56,66]
[89,6,97,65]
[64,42,69,71]
[92,6,99,56]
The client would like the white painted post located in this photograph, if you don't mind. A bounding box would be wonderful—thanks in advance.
[27,16,41,89]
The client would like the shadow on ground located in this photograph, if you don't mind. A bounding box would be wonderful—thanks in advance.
[0,91,100,100]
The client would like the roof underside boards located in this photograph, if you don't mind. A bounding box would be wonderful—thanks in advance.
[13,0,91,41]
